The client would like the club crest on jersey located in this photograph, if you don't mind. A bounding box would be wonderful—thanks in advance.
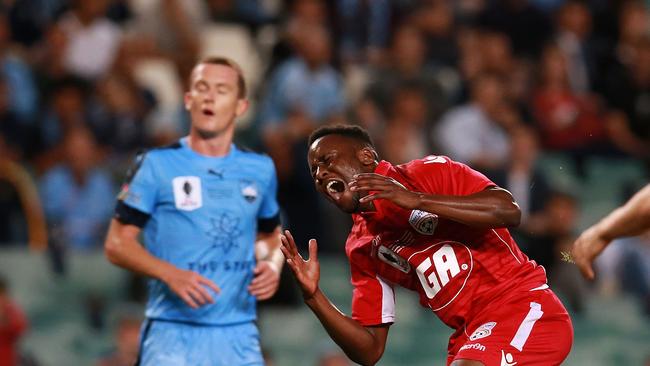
[239,180,258,203]
[409,210,438,235]
[173,176,202,211]
[378,245,410,273]
[469,322,497,341]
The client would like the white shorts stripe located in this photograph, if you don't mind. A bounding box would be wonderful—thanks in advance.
[378,276,395,324]
[510,302,543,351]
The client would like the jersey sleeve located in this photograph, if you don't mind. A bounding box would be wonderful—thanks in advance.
[349,250,395,326]
[409,156,496,196]
[116,152,159,215]
[257,161,280,232]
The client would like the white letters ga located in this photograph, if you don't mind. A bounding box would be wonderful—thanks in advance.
[415,244,461,299]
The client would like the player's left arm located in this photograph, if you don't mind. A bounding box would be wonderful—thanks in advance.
[249,161,284,300]
[350,173,520,229]
[250,225,283,300]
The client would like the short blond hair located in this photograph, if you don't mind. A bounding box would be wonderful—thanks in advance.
[191,56,247,99]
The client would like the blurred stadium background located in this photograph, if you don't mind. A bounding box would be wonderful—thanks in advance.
[0,0,649,365]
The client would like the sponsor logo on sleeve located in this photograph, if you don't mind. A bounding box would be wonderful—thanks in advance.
[409,210,438,235]
[173,176,202,211]
[378,245,411,273]
[469,322,497,341]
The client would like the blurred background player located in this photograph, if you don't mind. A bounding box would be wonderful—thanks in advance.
[104,57,283,365]
[281,125,572,366]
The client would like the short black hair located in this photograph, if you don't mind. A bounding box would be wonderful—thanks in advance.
[308,124,375,148]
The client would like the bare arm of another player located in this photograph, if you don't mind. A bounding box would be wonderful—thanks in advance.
[350,174,520,228]
[572,184,650,280]
[280,230,389,366]
[250,225,284,300]
[104,219,220,308]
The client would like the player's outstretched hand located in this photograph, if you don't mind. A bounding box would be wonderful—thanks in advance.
[164,268,221,309]
[350,173,419,209]
[280,230,320,300]
[571,226,609,280]
[249,260,281,300]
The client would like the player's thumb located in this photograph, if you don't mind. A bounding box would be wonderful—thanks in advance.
[308,239,318,261]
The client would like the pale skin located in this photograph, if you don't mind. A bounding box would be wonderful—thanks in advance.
[572,184,650,280]
[104,62,283,308]
[282,134,520,366]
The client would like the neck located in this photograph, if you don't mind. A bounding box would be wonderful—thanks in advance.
[188,127,234,157]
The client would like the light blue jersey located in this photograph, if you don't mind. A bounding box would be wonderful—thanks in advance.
[116,137,279,325]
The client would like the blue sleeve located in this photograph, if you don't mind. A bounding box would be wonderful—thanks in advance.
[118,153,158,214]
[258,162,279,219]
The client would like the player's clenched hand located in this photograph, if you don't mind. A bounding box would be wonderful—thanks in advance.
[280,230,320,300]
[249,261,281,300]
[349,173,420,209]
[163,268,220,309]
[571,226,609,280]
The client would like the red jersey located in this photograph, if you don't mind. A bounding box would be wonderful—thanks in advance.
[346,156,548,331]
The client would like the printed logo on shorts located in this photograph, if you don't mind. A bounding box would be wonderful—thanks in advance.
[173,176,202,211]
[459,343,486,352]
[378,245,410,273]
[500,350,517,366]
[469,322,497,341]
[409,210,438,235]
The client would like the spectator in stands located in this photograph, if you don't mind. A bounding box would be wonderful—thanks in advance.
[603,36,650,167]
[0,10,38,123]
[532,43,608,152]
[486,126,551,247]
[554,0,597,93]
[379,83,432,165]
[435,72,520,172]
[259,24,345,251]
[96,313,141,366]
[38,127,115,251]
[334,0,391,65]
[526,191,587,313]
[57,0,122,80]
[412,1,457,69]
[0,131,47,249]
[0,274,28,366]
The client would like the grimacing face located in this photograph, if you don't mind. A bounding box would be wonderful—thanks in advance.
[308,135,371,213]
[184,63,248,139]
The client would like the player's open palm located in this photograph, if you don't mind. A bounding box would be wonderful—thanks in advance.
[350,173,419,209]
[280,230,320,299]
[164,268,221,309]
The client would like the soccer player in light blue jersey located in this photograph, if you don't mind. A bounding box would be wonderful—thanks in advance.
[104,57,283,366]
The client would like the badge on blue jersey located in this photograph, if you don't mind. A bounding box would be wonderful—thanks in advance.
[239,180,258,203]
[173,176,202,211]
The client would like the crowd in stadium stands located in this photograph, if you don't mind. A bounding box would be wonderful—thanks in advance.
[0,0,649,363]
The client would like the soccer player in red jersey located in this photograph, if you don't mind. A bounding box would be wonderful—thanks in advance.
[280,125,573,366]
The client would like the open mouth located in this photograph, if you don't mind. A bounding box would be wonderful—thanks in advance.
[325,178,346,201]
[202,109,215,117]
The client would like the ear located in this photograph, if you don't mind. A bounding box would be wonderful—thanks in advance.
[357,147,377,167]
[183,91,192,111]
[235,99,249,118]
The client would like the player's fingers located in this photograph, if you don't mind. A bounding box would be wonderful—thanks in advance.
[193,283,215,304]
[249,279,275,294]
[575,259,595,280]
[187,286,210,305]
[359,193,387,203]
[283,230,299,255]
[308,239,318,261]
[198,276,221,294]
[180,291,199,309]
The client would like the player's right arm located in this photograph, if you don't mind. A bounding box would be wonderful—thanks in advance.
[105,219,219,308]
[572,184,650,280]
[104,152,219,308]
[280,230,389,366]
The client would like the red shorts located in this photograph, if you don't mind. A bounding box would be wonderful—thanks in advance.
[447,288,573,366]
